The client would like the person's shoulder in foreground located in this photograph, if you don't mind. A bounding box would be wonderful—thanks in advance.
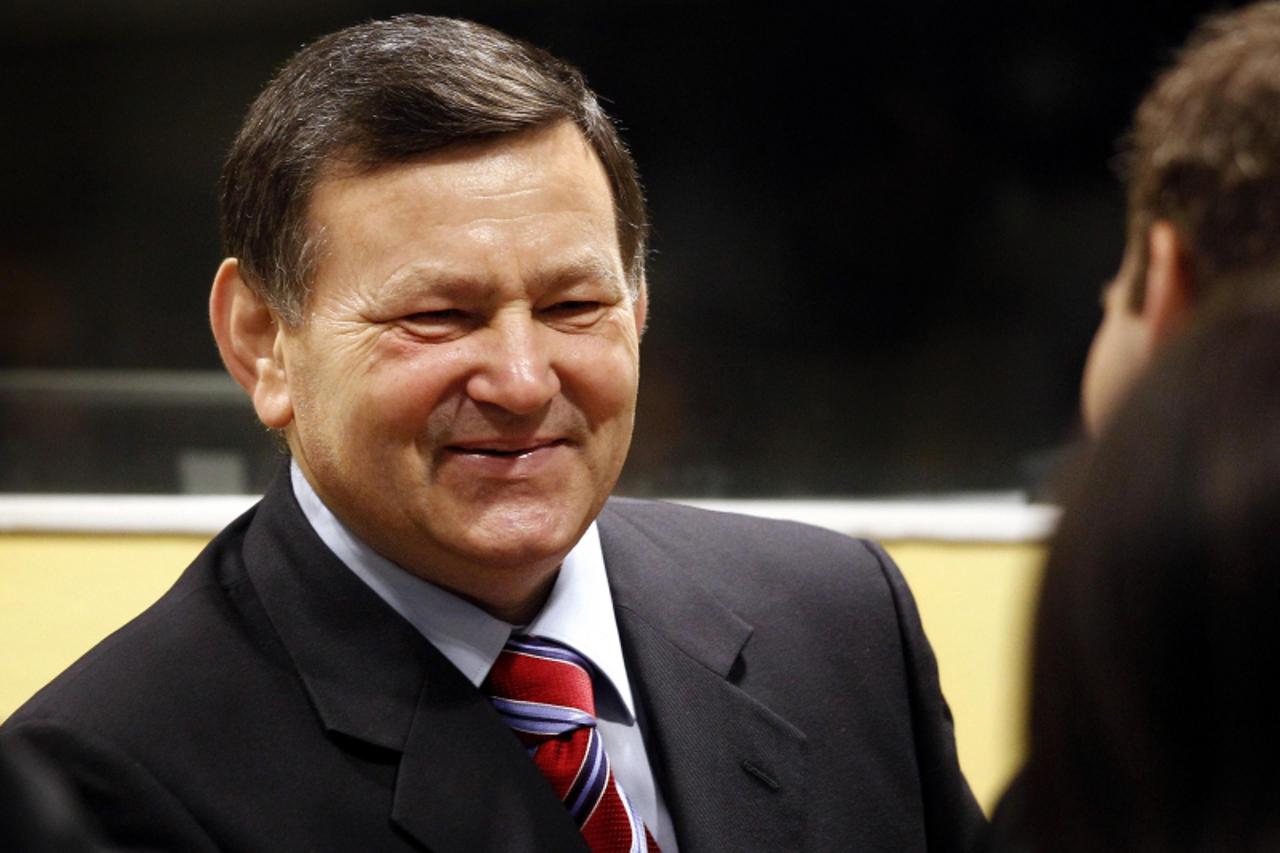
[984,3,1280,850]
[3,488,305,851]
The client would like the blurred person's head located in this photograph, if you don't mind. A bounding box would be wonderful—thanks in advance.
[1083,1,1280,432]
[1029,308,1280,851]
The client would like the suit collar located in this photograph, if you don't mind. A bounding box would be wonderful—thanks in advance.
[597,500,752,677]
[242,467,431,751]
[598,500,809,852]
[242,467,588,852]
[242,476,810,851]
[290,461,637,723]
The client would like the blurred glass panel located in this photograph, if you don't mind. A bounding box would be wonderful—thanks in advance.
[0,1,1226,496]
[0,371,279,493]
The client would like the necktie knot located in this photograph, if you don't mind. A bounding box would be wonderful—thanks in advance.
[486,635,598,742]
[482,634,662,852]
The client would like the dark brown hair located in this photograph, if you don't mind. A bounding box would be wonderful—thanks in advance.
[218,15,647,324]
[1120,2,1280,310]
[1121,3,1280,308]
[1024,308,1280,851]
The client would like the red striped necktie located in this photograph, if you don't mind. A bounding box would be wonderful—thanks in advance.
[483,634,661,853]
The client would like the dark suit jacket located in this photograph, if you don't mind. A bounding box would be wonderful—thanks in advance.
[0,737,105,852]
[974,770,1031,853]
[3,471,984,851]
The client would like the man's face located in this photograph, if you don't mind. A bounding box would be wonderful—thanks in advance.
[1080,240,1150,435]
[277,122,644,611]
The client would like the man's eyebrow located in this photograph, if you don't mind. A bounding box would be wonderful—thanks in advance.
[534,252,626,296]
[377,252,626,299]
[380,264,494,299]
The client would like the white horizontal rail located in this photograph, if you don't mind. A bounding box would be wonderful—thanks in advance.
[0,495,1058,543]
[0,495,259,536]
[0,369,244,405]
[681,499,1059,543]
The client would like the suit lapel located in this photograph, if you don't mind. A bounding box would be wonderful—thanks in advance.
[243,470,587,853]
[599,502,809,853]
[391,653,589,852]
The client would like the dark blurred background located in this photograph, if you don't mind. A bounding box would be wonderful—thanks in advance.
[0,0,1243,496]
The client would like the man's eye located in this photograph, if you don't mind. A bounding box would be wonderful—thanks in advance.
[406,309,466,322]
[544,301,604,319]
[396,309,470,339]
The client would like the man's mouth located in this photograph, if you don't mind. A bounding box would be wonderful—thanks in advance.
[445,438,569,458]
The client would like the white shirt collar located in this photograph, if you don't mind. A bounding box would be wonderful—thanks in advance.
[289,461,636,723]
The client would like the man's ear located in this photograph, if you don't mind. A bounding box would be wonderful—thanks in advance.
[209,258,294,429]
[1142,220,1195,351]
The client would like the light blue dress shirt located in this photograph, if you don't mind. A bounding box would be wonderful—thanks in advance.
[291,462,677,850]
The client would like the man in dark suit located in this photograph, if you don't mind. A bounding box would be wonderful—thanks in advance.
[3,15,982,851]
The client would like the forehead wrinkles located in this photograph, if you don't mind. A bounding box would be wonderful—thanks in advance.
[373,246,625,304]
[302,126,624,301]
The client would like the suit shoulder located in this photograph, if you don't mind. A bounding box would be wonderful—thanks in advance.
[5,507,266,734]
[600,496,898,596]
[604,496,882,558]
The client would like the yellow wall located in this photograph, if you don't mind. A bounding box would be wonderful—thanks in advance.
[0,532,1043,813]
[1,534,204,718]
[889,541,1043,810]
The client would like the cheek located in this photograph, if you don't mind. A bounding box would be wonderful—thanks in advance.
[560,339,640,422]
[359,346,469,437]
[291,336,462,446]
[1082,321,1112,400]
[1081,318,1141,435]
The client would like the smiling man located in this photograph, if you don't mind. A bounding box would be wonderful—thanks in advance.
[217,121,642,625]
[2,16,981,852]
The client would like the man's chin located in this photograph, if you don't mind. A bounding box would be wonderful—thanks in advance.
[451,518,585,572]
[427,517,588,622]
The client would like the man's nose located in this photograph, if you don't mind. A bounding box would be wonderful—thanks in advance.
[465,314,561,414]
